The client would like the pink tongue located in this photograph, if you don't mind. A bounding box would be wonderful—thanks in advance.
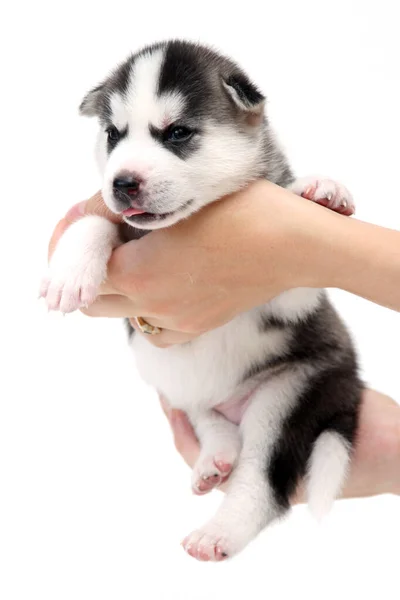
[122,208,146,216]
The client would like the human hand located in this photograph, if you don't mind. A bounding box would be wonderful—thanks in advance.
[48,180,339,347]
[160,390,400,501]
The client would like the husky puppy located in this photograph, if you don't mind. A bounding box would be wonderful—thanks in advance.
[41,40,361,562]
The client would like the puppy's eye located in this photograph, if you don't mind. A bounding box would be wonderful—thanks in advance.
[166,126,193,142]
[106,126,120,143]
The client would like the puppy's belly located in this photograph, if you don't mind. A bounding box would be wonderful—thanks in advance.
[214,388,258,425]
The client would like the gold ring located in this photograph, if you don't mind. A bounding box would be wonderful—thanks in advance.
[134,316,162,336]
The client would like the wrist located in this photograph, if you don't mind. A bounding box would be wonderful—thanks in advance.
[239,180,337,296]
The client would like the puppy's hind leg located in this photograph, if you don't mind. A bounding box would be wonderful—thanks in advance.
[188,410,241,496]
[182,369,307,562]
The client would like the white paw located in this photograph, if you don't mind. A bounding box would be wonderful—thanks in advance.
[39,216,119,313]
[191,447,238,495]
[182,519,249,562]
[40,258,107,313]
[289,176,355,216]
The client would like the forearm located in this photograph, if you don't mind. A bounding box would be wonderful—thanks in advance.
[252,181,400,312]
[317,217,400,312]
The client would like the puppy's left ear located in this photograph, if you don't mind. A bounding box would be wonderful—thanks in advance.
[79,84,106,117]
[222,73,265,123]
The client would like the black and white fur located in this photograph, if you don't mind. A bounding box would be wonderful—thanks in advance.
[41,40,361,561]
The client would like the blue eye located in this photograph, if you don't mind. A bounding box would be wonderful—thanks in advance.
[166,126,193,142]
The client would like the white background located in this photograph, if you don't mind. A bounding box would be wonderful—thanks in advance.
[1,1,399,598]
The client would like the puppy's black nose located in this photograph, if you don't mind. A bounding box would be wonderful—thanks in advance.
[113,176,141,196]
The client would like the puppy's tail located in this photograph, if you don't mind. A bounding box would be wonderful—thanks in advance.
[307,431,351,521]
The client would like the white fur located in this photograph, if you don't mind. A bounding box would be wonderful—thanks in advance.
[40,216,119,313]
[126,50,185,128]
[307,431,351,521]
[100,119,265,229]
[266,288,322,322]
[132,306,290,409]
[183,367,312,560]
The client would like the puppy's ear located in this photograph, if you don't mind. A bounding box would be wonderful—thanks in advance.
[222,73,265,123]
[79,84,106,117]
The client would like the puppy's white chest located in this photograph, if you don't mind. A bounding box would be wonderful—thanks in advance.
[131,309,289,410]
[132,336,230,409]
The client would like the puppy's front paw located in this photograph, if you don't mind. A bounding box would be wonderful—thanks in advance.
[289,176,355,216]
[40,259,106,313]
[39,215,118,313]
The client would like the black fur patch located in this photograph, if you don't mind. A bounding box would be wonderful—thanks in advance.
[149,124,201,160]
[225,73,265,108]
[246,294,356,380]
[158,41,212,118]
[259,313,287,332]
[240,294,362,510]
[106,126,128,154]
[268,366,361,509]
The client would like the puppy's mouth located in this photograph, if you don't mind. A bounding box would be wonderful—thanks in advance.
[121,207,148,217]
[121,199,194,227]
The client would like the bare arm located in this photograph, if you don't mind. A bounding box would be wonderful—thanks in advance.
[273,181,400,312]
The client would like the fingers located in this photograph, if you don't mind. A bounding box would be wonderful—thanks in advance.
[159,395,200,469]
[81,298,196,345]
[80,294,140,318]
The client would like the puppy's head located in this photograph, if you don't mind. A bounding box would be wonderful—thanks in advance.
[80,40,266,229]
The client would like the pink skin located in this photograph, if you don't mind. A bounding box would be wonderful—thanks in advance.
[301,182,355,216]
[215,388,257,424]
[192,459,232,495]
[122,207,146,217]
[182,537,228,562]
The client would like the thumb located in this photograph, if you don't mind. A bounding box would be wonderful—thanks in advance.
[47,191,122,261]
